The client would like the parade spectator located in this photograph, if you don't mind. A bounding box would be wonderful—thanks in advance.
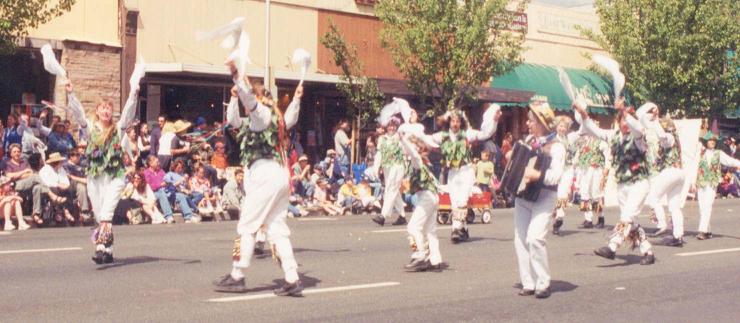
[150,115,166,157]
[1,175,29,231]
[190,163,223,216]
[158,120,191,172]
[122,126,140,167]
[356,176,381,213]
[2,144,64,225]
[46,122,76,157]
[291,131,304,157]
[3,113,24,157]
[501,132,513,166]
[475,151,494,192]
[122,172,166,224]
[138,123,152,162]
[291,155,312,198]
[163,159,199,223]
[337,175,358,211]
[193,117,208,136]
[39,153,76,224]
[144,155,183,224]
[222,168,244,219]
[64,150,91,220]
[363,160,383,199]
[334,119,352,173]
[210,141,229,175]
[313,178,344,216]
[718,171,739,198]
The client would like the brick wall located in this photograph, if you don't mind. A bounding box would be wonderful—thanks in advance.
[53,40,122,122]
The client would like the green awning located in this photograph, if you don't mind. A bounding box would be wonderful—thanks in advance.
[491,63,618,115]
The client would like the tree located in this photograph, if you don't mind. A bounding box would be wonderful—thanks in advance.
[320,21,386,162]
[580,0,739,118]
[375,0,527,114]
[0,0,76,54]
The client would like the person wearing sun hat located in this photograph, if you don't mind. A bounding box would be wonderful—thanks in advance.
[157,120,192,172]
[693,130,740,240]
[573,98,656,266]
[508,100,565,299]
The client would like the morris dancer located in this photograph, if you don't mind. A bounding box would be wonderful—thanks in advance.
[574,100,656,265]
[398,130,445,272]
[693,131,740,240]
[370,118,408,226]
[552,116,579,235]
[213,62,304,296]
[430,105,499,242]
[66,81,139,264]
[513,102,564,299]
[638,104,686,246]
[575,134,609,229]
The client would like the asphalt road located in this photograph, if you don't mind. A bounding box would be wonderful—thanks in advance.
[2,199,740,322]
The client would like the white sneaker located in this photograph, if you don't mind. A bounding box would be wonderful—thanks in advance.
[166,217,175,224]
[4,223,16,231]
[18,222,31,231]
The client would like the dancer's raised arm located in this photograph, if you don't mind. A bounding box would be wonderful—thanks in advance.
[117,87,139,133]
[465,104,501,142]
[284,85,303,130]
[225,87,242,129]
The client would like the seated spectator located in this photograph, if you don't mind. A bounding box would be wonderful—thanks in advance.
[39,153,77,224]
[314,178,344,216]
[291,155,313,198]
[337,175,359,211]
[143,155,193,224]
[122,172,166,224]
[3,144,64,225]
[210,141,229,176]
[363,159,383,199]
[46,122,76,157]
[222,168,244,219]
[475,151,494,192]
[189,163,223,216]
[356,176,381,213]
[1,176,29,231]
[718,171,739,198]
[163,159,199,223]
[64,150,91,221]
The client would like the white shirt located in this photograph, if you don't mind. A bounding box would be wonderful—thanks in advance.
[158,132,176,156]
[334,129,350,156]
[130,184,156,205]
[39,164,70,188]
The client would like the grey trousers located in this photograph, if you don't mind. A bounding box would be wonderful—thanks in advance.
[72,181,90,213]
[14,174,50,215]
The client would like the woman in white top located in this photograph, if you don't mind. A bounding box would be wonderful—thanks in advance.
[123,172,166,224]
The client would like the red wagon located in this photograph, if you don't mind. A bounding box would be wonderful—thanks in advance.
[436,191,493,224]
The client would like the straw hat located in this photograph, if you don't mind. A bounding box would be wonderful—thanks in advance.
[529,101,555,132]
[701,131,719,142]
[46,152,67,164]
[163,120,192,134]
[298,155,308,162]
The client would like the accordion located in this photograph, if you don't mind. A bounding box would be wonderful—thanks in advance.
[500,141,552,202]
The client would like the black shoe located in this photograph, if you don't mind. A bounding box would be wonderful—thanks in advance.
[273,280,303,297]
[696,232,710,240]
[535,287,551,299]
[213,274,247,293]
[91,250,104,265]
[460,228,470,241]
[595,217,605,229]
[254,242,265,255]
[707,232,714,239]
[640,253,655,265]
[518,289,535,296]
[594,246,616,260]
[404,258,431,272]
[552,218,563,235]
[371,215,385,226]
[427,262,446,272]
[651,227,669,237]
[392,216,407,226]
[579,220,594,229]
[451,229,463,243]
[665,237,684,247]
[102,252,114,264]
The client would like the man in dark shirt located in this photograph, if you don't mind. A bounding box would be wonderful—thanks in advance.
[64,150,90,218]
[149,115,166,158]
[47,123,77,157]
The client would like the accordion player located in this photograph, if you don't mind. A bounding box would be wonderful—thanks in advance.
[501,141,552,202]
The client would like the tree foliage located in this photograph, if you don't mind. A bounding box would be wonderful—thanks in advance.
[375,0,527,114]
[0,0,76,54]
[320,21,385,129]
[581,0,739,118]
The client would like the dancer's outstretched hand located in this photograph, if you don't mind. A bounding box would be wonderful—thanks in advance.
[230,85,238,97]
[294,85,303,100]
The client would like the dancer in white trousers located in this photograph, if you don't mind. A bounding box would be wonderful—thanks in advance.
[430,105,500,242]
[397,131,444,272]
[370,119,407,226]
[637,103,686,246]
[574,99,656,265]
[693,131,740,240]
[575,135,609,229]
[213,62,304,296]
[66,80,139,264]
[552,116,579,235]
[513,102,564,299]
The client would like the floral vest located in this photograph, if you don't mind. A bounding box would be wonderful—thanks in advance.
[86,126,126,178]
[655,133,682,172]
[379,135,405,168]
[236,114,283,167]
[577,137,606,168]
[696,150,721,188]
[440,131,471,169]
[563,135,577,167]
[407,160,438,194]
[610,133,650,184]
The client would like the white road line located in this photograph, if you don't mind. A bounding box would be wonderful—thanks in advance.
[296,218,338,221]
[675,247,740,257]
[371,227,453,234]
[0,247,82,255]
[207,281,400,303]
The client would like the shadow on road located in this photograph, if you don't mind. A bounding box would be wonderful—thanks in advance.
[241,273,322,294]
[596,254,642,268]
[464,237,513,243]
[550,280,578,294]
[96,256,201,270]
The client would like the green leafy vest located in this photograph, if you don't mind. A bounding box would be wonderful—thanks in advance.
[407,161,438,194]
[610,133,650,184]
[379,135,405,168]
[696,150,721,188]
[440,131,471,169]
[237,115,283,167]
[655,134,682,172]
[564,136,577,166]
[578,138,606,168]
[86,127,125,178]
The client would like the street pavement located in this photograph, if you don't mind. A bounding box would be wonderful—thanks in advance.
[2,199,740,322]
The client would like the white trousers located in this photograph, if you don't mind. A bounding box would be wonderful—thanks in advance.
[697,185,717,233]
[381,164,406,219]
[607,180,652,254]
[646,167,685,238]
[448,164,476,230]
[554,167,574,220]
[514,190,555,291]
[87,173,126,222]
[234,159,298,283]
[579,167,604,221]
[406,191,441,265]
